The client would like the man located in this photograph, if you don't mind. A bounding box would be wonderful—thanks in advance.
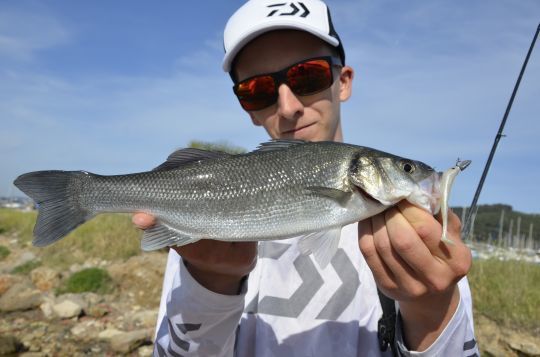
[134,1,478,356]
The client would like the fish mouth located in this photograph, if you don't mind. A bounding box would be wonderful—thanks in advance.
[407,172,442,214]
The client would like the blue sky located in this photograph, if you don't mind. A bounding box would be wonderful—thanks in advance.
[1,0,539,213]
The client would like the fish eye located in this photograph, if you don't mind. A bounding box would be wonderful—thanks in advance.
[401,161,415,174]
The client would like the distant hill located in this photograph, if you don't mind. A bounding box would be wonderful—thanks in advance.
[452,204,540,245]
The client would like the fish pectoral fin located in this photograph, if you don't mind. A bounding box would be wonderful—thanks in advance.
[298,228,342,269]
[141,222,199,251]
[305,186,353,207]
[153,148,232,171]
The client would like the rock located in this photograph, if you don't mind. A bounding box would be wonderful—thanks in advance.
[0,274,17,295]
[40,301,54,319]
[138,345,154,356]
[3,251,38,273]
[107,252,167,307]
[30,267,60,291]
[0,281,42,312]
[80,292,103,306]
[110,329,152,353]
[52,299,83,319]
[98,328,124,340]
[87,303,110,318]
[128,309,158,329]
[56,293,89,311]
[0,335,20,355]
[504,332,540,356]
[70,319,103,340]
[39,293,56,319]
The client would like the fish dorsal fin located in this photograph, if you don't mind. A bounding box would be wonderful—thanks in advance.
[254,139,308,153]
[298,228,342,269]
[141,221,199,251]
[305,186,353,208]
[153,148,231,171]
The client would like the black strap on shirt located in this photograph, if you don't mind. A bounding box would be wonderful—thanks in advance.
[377,288,397,356]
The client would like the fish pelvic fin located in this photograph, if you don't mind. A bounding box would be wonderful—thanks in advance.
[141,222,199,251]
[298,228,342,269]
[13,170,94,247]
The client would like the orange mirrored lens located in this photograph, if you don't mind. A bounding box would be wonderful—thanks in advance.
[236,75,276,111]
[287,59,332,96]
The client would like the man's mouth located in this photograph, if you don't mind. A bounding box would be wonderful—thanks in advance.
[282,122,315,135]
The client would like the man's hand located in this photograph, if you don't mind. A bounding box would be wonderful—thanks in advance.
[133,212,258,295]
[358,201,472,351]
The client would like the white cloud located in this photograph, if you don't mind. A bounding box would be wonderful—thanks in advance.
[0,7,71,61]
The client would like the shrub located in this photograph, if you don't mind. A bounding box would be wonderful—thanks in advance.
[58,268,113,294]
[12,260,41,274]
[0,245,10,261]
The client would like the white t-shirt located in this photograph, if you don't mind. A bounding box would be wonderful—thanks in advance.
[154,223,479,356]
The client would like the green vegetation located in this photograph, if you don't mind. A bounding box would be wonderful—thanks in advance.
[468,258,540,330]
[41,213,142,267]
[57,267,113,294]
[188,140,247,154]
[0,208,141,268]
[0,208,37,242]
[12,260,41,274]
[453,204,540,243]
[0,245,10,260]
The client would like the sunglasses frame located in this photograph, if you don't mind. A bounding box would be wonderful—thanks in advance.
[233,55,343,111]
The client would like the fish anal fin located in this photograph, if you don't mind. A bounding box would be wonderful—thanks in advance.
[141,222,199,251]
[298,228,342,269]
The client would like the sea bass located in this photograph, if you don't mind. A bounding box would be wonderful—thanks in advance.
[14,140,469,268]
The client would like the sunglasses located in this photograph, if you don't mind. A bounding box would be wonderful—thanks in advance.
[233,56,342,111]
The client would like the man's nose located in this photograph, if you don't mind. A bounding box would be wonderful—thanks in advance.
[276,84,304,120]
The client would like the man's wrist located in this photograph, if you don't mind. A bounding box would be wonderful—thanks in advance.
[183,259,246,295]
[398,285,460,351]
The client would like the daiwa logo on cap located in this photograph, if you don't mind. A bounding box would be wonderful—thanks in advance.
[267,2,311,17]
[222,0,344,72]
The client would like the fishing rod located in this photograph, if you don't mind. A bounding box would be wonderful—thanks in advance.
[462,23,540,240]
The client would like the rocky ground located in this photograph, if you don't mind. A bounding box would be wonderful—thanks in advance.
[0,234,166,356]
[1,233,539,356]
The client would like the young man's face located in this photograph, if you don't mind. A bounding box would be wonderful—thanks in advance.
[233,30,353,142]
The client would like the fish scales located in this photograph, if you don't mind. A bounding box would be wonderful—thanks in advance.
[80,143,366,240]
[14,140,469,267]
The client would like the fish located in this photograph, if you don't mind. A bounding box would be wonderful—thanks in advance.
[13,140,469,268]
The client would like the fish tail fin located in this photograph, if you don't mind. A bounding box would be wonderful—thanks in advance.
[13,170,94,247]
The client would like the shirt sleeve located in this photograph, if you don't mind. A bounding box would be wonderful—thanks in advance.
[394,277,479,356]
[153,249,247,357]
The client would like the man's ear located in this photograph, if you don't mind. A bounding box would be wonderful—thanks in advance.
[338,66,354,102]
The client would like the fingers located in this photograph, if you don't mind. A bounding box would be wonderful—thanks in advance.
[358,203,473,301]
[397,202,471,279]
[132,212,156,229]
[383,207,448,292]
[358,218,399,294]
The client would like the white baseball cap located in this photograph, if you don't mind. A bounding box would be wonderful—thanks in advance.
[222,0,345,72]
